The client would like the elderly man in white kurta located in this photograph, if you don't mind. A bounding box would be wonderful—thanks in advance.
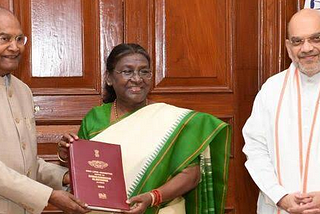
[0,7,88,214]
[243,9,320,214]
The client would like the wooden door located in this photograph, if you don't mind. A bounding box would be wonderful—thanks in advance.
[0,0,304,213]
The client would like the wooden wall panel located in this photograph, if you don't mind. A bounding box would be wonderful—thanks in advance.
[30,0,83,77]
[34,96,101,124]
[234,0,259,213]
[125,0,233,93]
[99,0,123,87]
[258,0,303,87]
[153,0,232,93]
[124,0,151,51]
[15,0,101,94]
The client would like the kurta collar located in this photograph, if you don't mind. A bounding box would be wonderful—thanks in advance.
[0,74,11,87]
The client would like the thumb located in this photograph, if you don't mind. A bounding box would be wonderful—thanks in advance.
[127,195,142,204]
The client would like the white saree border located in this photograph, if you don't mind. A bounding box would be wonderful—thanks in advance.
[304,0,320,9]
[91,103,192,196]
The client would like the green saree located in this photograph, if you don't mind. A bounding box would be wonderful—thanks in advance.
[78,103,231,214]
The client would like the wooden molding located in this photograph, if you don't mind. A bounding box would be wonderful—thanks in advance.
[153,0,234,93]
[258,0,302,87]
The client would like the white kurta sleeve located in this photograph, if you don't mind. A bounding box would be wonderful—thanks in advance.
[242,89,288,205]
[0,161,53,214]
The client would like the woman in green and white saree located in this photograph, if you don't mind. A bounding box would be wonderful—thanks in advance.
[59,43,231,214]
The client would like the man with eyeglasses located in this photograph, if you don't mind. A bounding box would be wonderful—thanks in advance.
[243,9,320,214]
[0,7,88,214]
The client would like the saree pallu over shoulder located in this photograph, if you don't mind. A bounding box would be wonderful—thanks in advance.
[91,103,231,214]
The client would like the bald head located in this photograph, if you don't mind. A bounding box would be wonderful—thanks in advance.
[0,7,14,18]
[0,7,19,25]
[288,9,320,38]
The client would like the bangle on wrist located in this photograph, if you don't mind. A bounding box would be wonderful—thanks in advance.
[57,152,67,163]
[150,189,162,206]
[149,192,156,207]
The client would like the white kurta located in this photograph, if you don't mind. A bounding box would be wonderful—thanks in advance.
[0,74,68,214]
[243,63,320,214]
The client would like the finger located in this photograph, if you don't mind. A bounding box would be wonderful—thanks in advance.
[69,133,79,140]
[123,207,136,214]
[74,205,89,214]
[75,199,88,209]
[62,173,70,185]
[296,193,312,199]
[299,197,313,204]
[307,192,318,197]
[58,140,70,148]
[62,133,76,144]
[68,193,88,207]
[295,195,313,204]
[73,204,90,214]
[294,194,310,199]
[302,208,320,214]
[289,203,315,212]
[58,139,70,149]
[66,196,89,213]
[127,195,142,204]
[124,203,144,214]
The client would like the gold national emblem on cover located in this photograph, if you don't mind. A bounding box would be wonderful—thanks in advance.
[88,160,108,169]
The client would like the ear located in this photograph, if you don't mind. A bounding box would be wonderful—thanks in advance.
[285,39,294,61]
[105,72,113,86]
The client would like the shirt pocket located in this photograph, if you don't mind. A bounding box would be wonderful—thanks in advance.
[0,197,8,213]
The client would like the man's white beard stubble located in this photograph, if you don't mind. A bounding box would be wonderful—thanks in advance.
[296,60,320,77]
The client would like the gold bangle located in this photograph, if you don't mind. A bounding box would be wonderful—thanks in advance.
[57,152,68,163]
[149,192,155,207]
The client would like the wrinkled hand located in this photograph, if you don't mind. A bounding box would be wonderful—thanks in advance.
[49,190,89,214]
[289,192,320,214]
[124,193,152,214]
[58,133,79,161]
[277,193,304,213]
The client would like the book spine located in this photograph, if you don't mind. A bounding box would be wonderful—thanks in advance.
[68,144,77,197]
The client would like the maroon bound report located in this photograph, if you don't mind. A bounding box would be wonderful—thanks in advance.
[69,139,130,212]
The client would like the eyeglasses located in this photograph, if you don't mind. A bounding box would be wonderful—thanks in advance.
[288,33,320,47]
[114,68,152,80]
[0,34,27,46]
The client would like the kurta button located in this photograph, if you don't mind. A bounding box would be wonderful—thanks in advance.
[22,142,26,150]
[15,118,20,123]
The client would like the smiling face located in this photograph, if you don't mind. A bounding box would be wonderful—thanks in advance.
[286,9,320,76]
[106,53,152,107]
[0,12,25,76]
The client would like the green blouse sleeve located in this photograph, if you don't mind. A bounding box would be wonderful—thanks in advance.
[78,117,90,140]
[77,103,112,140]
